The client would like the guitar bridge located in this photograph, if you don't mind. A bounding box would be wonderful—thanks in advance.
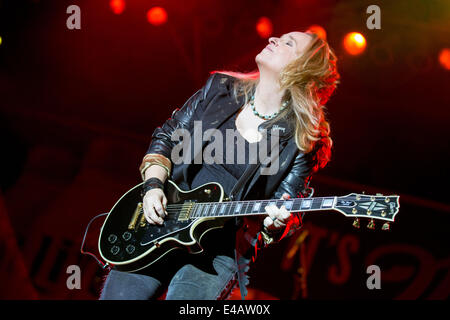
[178,202,195,222]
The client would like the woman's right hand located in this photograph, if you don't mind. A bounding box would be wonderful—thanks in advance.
[143,188,168,225]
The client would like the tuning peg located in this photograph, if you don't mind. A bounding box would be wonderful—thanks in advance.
[362,191,365,194]
[382,222,390,231]
[352,218,360,229]
[367,219,375,229]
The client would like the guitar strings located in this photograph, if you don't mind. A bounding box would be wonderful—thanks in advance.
[158,195,385,210]
[149,195,390,216]
[155,196,391,209]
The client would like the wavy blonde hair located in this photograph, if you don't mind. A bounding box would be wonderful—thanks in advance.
[213,31,340,172]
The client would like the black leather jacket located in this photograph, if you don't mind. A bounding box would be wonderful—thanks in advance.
[145,72,317,299]
[146,72,316,201]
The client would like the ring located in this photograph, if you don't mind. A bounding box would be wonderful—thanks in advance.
[272,217,277,222]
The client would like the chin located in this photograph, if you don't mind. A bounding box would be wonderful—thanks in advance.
[255,53,265,66]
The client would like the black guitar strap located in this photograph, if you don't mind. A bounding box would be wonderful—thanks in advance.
[228,163,260,201]
[228,155,260,300]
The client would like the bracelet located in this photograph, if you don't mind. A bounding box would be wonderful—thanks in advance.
[139,153,172,180]
[141,177,165,197]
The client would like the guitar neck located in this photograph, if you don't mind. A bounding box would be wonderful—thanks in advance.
[190,197,337,219]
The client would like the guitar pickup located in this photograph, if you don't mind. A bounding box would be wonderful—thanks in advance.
[128,202,143,230]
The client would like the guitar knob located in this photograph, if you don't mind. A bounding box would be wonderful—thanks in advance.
[126,244,136,254]
[382,222,390,231]
[352,218,360,229]
[110,245,120,255]
[107,234,118,244]
[367,219,375,229]
[122,231,132,241]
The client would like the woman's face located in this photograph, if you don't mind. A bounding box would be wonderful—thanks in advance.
[256,31,313,75]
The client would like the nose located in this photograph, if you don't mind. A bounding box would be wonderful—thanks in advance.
[269,37,279,46]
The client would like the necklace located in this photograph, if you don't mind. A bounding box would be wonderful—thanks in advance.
[249,94,289,120]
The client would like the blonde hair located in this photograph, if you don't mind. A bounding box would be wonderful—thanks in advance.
[212,31,340,172]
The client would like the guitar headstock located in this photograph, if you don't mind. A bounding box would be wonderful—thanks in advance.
[334,193,400,230]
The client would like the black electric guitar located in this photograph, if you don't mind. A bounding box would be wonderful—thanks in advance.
[98,180,400,272]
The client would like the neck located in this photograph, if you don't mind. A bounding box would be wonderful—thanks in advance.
[190,196,337,219]
[254,71,285,115]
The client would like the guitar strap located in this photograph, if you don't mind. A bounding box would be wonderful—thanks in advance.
[229,163,260,201]
[229,135,288,300]
[229,156,260,300]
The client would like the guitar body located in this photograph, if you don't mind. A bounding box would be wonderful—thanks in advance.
[98,180,230,272]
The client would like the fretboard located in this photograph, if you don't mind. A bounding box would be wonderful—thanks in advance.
[189,197,337,219]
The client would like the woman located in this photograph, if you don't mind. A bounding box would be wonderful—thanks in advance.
[100,30,340,300]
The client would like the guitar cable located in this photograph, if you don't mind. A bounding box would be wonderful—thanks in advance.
[80,212,111,270]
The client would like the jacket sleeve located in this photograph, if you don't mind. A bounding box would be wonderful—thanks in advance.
[272,150,315,200]
[259,150,316,246]
[141,73,219,169]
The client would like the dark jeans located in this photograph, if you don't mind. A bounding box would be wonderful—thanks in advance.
[99,254,237,300]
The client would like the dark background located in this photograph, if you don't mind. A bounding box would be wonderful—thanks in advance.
[0,0,449,299]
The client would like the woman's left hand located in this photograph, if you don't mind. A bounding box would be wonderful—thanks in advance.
[263,193,293,233]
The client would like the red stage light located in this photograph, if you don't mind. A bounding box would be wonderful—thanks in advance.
[109,0,125,15]
[343,32,367,56]
[438,48,450,70]
[307,25,327,41]
[256,17,273,39]
[147,7,168,26]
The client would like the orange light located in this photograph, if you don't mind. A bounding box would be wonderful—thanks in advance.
[307,25,327,40]
[256,17,273,39]
[147,7,168,26]
[438,48,450,70]
[343,32,367,55]
[109,0,125,15]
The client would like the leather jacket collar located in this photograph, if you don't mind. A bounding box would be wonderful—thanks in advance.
[201,81,294,143]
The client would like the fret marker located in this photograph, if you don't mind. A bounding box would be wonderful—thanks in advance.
[322,198,333,208]
[235,203,242,213]
[284,200,293,210]
[253,202,261,211]
[301,200,312,209]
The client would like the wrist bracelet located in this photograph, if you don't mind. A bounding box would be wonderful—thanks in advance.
[141,177,165,197]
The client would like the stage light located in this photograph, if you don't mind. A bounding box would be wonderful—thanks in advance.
[343,32,366,55]
[147,7,168,26]
[109,0,125,15]
[0,36,2,46]
[438,48,450,70]
[307,25,327,40]
[256,17,273,39]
